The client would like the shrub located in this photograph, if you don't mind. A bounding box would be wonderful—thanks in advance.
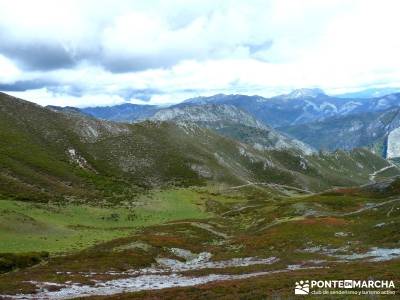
[0,252,49,273]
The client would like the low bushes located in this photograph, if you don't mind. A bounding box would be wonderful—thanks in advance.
[0,251,49,273]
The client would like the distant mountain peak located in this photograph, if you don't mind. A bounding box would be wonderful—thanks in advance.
[150,104,266,129]
[284,88,326,99]
[149,103,315,154]
[181,94,229,105]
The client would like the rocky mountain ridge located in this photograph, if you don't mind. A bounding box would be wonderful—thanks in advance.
[53,89,400,129]
[150,104,314,154]
[281,106,400,158]
[1,91,397,202]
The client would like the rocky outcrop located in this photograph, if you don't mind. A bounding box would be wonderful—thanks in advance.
[150,104,314,154]
[281,107,400,157]
[387,128,400,158]
[151,104,266,129]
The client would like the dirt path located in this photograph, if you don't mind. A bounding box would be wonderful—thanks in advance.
[189,222,231,239]
[221,204,264,217]
[257,198,400,232]
[337,198,400,217]
[369,164,397,182]
[229,182,312,194]
[163,221,230,239]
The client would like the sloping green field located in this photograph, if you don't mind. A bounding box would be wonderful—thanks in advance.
[0,189,211,253]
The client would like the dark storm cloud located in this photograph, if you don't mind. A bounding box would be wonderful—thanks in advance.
[1,0,393,108]
[0,79,87,99]
[101,49,194,73]
[101,55,169,73]
[0,39,76,71]
[0,37,180,73]
[0,25,99,71]
[0,79,54,91]
[0,12,275,75]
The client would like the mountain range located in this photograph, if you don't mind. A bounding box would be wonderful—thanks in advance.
[149,104,314,154]
[281,106,400,158]
[174,89,400,127]
[73,88,400,127]
[48,88,400,159]
[2,91,394,201]
[2,90,400,298]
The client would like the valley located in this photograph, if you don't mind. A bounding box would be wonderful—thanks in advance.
[0,189,210,254]
[1,91,400,299]
[2,2,400,298]
[1,179,400,298]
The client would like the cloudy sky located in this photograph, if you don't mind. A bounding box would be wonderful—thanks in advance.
[0,0,400,107]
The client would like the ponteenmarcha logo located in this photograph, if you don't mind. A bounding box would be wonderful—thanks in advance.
[294,279,396,296]
[295,280,310,295]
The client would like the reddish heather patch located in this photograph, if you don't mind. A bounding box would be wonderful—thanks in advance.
[323,187,362,197]
[144,235,187,247]
[234,229,279,249]
[334,187,361,195]
[298,217,347,226]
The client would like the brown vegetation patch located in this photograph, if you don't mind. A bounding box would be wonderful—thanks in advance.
[298,217,348,226]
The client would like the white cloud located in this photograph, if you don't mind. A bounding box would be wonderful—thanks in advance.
[7,88,130,107]
[0,54,20,83]
[1,0,400,106]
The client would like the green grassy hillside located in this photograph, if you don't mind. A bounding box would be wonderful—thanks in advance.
[1,92,397,206]
[0,189,210,254]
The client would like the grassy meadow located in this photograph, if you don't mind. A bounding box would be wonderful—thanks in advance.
[0,188,212,253]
